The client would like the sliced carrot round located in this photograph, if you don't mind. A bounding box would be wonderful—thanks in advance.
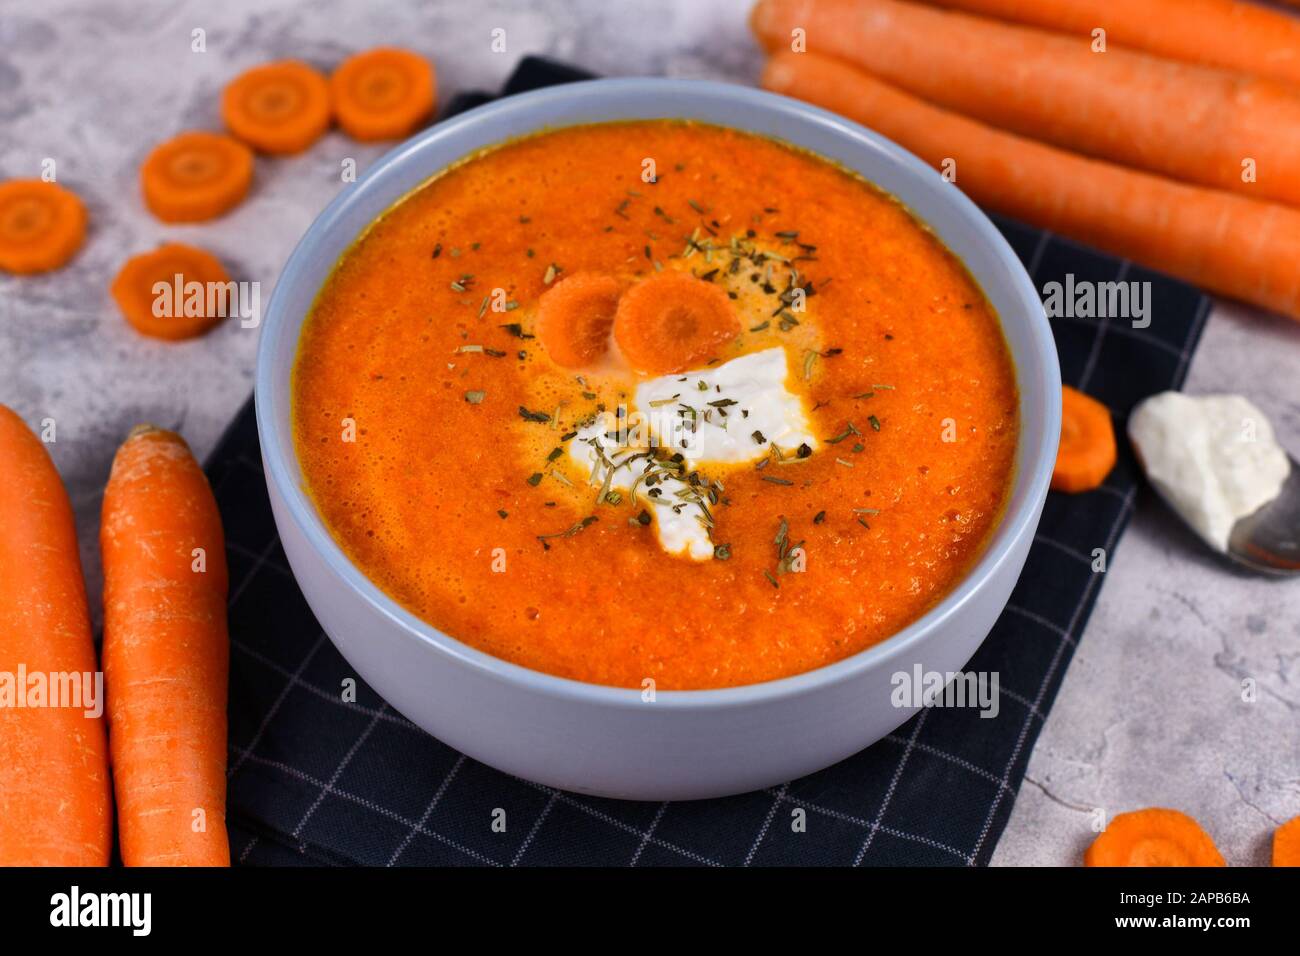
[613,272,740,375]
[1052,385,1117,493]
[536,273,622,368]
[110,243,233,341]
[1274,815,1300,866]
[330,47,435,142]
[140,131,253,223]
[221,60,331,155]
[0,179,87,274]
[1085,808,1225,867]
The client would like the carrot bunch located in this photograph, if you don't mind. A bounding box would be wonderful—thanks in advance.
[0,407,232,866]
[751,0,1300,323]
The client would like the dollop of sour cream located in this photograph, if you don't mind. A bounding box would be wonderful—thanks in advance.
[567,347,816,560]
[1128,391,1291,552]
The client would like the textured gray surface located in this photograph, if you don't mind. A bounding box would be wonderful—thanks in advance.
[1,0,1296,866]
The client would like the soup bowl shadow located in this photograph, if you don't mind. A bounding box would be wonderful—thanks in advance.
[256,78,1060,801]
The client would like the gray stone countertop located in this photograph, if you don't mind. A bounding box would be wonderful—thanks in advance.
[2,0,1296,866]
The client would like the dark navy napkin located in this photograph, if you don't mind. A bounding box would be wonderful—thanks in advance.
[216,57,1210,866]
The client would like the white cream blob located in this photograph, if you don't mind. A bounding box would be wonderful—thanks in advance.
[566,347,815,560]
[634,347,817,465]
[1128,391,1291,552]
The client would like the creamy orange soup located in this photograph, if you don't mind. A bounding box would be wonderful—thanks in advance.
[292,121,1018,690]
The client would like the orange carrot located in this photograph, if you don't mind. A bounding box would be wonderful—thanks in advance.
[0,405,112,866]
[761,51,1300,321]
[329,48,436,142]
[614,272,740,375]
[140,131,253,223]
[101,425,230,866]
[1053,386,1116,493]
[0,179,87,274]
[110,243,234,341]
[536,273,622,368]
[222,60,332,155]
[922,0,1300,88]
[1274,815,1300,867]
[752,0,1300,207]
[1085,808,1225,866]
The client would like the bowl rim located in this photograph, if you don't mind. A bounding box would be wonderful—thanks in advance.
[255,76,1061,710]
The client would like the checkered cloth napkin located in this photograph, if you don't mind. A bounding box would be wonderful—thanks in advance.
[218,57,1211,866]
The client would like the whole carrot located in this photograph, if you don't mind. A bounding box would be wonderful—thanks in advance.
[101,424,230,866]
[0,405,112,866]
[751,0,1300,208]
[761,51,1300,321]
[923,0,1300,88]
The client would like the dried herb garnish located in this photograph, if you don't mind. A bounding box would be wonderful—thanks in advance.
[537,515,598,547]
[752,430,767,445]
[464,390,485,404]
[526,472,543,486]
[868,415,882,431]
[518,406,550,424]
[499,323,534,339]
[826,422,860,444]
[762,475,793,486]
[813,510,827,524]
[497,509,508,519]
[713,543,732,560]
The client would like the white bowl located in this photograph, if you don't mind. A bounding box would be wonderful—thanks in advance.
[255,78,1060,800]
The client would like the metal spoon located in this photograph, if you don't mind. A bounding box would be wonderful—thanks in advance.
[1225,451,1300,575]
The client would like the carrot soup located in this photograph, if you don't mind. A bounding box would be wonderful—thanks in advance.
[292,121,1019,690]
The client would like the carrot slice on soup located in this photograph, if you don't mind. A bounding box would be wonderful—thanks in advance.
[221,60,331,155]
[0,180,87,274]
[536,273,622,368]
[1052,385,1116,493]
[1274,815,1300,867]
[140,131,253,223]
[111,243,233,341]
[614,272,740,375]
[330,48,435,141]
[1085,808,1225,867]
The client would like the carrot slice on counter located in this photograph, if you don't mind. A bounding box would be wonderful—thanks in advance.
[1274,815,1300,867]
[102,424,230,867]
[1085,808,1225,866]
[0,179,88,274]
[110,243,233,341]
[614,272,740,375]
[0,405,113,866]
[1052,386,1116,493]
[140,131,253,222]
[759,51,1300,322]
[536,273,622,368]
[221,60,332,155]
[330,47,436,141]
